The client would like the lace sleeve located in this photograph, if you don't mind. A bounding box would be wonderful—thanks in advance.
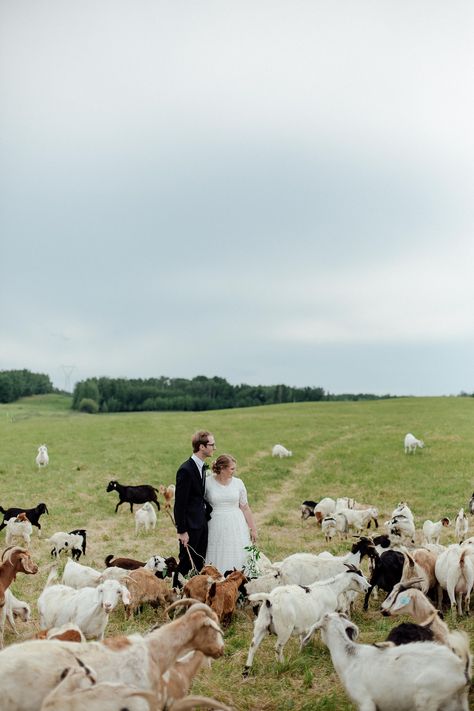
[238,478,248,507]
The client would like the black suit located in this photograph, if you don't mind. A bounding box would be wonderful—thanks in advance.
[174,457,209,579]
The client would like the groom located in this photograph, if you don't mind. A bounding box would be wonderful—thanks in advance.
[173,430,216,586]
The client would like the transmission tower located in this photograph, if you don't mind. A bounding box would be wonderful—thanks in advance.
[61,365,77,393]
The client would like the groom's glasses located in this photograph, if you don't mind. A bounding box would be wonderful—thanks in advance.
[206,442,216,447]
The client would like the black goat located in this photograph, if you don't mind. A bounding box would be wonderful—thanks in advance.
[384,622,434,646]
[0,502,49,534]
[69,529,87,559]
[363,549,405,611]
[300,500,318,520]
[106,480,161,513]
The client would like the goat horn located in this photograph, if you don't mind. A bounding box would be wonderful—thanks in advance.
[168,695,233,711]
[164,597,214,619]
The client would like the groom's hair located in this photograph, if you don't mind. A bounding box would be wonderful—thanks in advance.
[192,430,213,453]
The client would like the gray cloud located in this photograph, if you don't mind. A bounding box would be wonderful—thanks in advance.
[1,1,473,395]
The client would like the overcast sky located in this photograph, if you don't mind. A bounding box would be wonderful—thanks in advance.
[1,1,473,396]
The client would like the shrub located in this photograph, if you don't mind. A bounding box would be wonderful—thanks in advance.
[78,397,99,414]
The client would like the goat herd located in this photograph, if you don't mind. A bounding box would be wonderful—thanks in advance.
[0,441,473,710]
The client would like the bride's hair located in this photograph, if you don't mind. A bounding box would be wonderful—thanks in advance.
[212,454,236,474]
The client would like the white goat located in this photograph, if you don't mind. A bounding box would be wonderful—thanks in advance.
[404,433,424,454]
[385,503,416,544]
[48,531,86,560]
[62,559,102,589]
[36,444,49,468]
[422,517,450,545]
[0,589,31,642]
[243,567,369,672]
[334,508,379,538]
[277,539,371,586]
[308,612,469,711]
[455,508,469,543]
[434,544,474,616]
[313,497,336,525]
[271,444,292,458]
[321,515,337,542]
[38,568,131,640]
[134,501,157,534]
[5,514,33,547]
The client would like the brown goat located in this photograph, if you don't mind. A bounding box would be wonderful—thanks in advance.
[125,568,178,617]
[206,570,247,625]
[0,546,38,648]
[182,566,224,603]
[104,554,144,570]
[35,624,86,643]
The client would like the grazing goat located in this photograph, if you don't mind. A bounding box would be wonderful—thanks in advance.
[381,582,472,675]
[0,600,225,711]
[455,508,469,543]
[321,515,337,542]
[271,444,292,458]
[62,559,103,588]
[134,501,157,534]
[300,500,318,520]
[48,529,86,561]
[404,432,425,454]
[0,547,38,647]
[2,588,31,634]
[104,554,179,579]
[124,568,178,617]
[38,567,131,640]
[399,549,439,596]
[183,565,224,603]
[313,497,336,524]
[206,570,247,625]
[5,513,33,547]
[36,444,49,468]
[0,502,49,536]
[277,537,374,587]
[308,612,469,711]
[362,548,405,610]
[334,507,379,538]
[383,621,434,646]
[106,480,161,513]
[39,664,157,711]
[422,517,450,544]
[243,566,370,673]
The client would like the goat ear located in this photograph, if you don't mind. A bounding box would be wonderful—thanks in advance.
[121,587,132,605]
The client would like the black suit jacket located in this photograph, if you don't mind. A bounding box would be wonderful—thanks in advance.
[174,457,211,533]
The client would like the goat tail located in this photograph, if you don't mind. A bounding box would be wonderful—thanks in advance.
[104,554,114,567]
[247,592,271,605]
[0,505,5,514]
[448,630,473,680]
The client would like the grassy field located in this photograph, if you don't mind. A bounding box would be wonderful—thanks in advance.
[0,394,473,709]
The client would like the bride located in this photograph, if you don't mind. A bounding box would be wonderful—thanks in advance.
[204,454,257,573]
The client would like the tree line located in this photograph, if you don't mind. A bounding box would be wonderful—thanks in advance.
[71,375,394,413]
[0,369,54,403]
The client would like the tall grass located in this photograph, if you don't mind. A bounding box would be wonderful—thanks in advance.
[0,394,473,709]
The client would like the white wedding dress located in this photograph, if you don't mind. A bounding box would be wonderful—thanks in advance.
[204,475,251,573]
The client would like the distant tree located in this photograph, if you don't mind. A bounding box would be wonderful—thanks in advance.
[0,369,53,403]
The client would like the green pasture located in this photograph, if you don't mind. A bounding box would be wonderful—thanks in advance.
[0,394,473,709]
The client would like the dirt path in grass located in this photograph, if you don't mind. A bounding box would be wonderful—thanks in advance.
[253,449,318,527]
